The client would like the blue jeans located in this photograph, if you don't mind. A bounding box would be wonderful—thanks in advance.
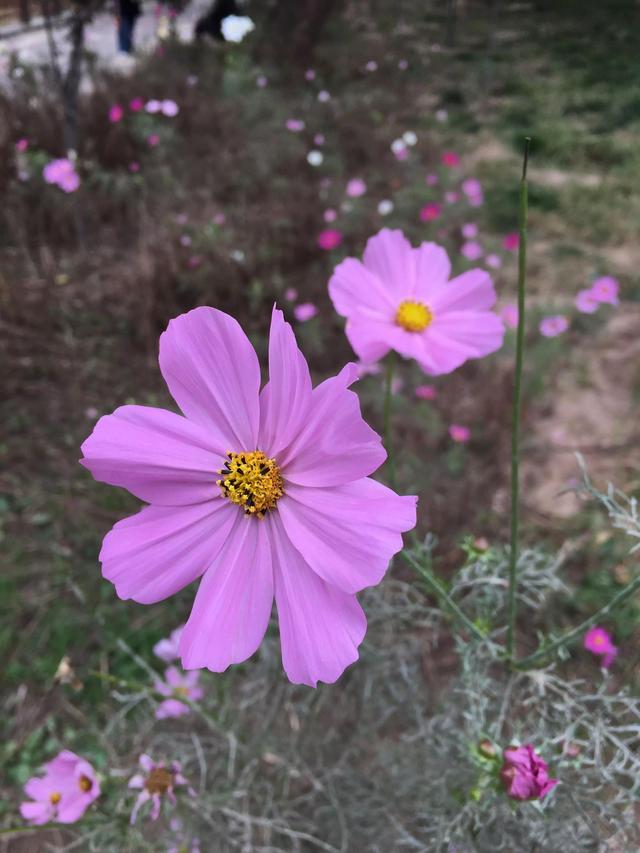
[118,17,136,53]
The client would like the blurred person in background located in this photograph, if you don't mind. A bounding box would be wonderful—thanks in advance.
[116,0,142,53]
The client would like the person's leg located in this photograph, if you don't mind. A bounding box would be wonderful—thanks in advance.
[118,16,134,52]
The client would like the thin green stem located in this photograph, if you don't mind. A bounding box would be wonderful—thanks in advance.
[514,573,640,670]
[506,138,531,662]
[382,353,396,487]
[402,551,486,642]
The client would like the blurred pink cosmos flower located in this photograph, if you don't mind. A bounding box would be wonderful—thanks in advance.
[365,60,378,71]
[21,751,100,825]
[213,212,226,225]
[575,288,599,314]
[323,208,337,223]
[329,229,504,375]
[461,178,483,205]
[161,99,179,117]
[500,303,519,329]
[304,68,316,80]
[129,161,140,173]
[285,118,305,132]
[294,302,318,322]
[129,755,193,824]
[154,666,203,719]
[500,744,558,801]
[146,99,162,113]
[420,203,441,222]
[148,134,160,147]
[109,104,124,123]
[154,625,184,661]
[444,191,459,203]
[461,223,478,239]
[503,232,519,251]
[441,151,459,167]
[346,178,367,198]
[43,158,80,193]
[81,307,415,686]
[461,241,483,261]
[449,424,470,443]
[485,253,502,269]
[256,74,268,88]
[539,315,568,337]
[314,133,325,146]
[318,229,342,250]
[425,174,438,186]
[391,139,408,160]
[590,275,619,305]
[584,626,618,668]
[129,97,144,112]
[415,384,437,401]
[318,90,331,102]
[15,137,28,152]
[284,287,298,301]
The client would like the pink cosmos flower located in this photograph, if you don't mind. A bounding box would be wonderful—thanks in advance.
[213,212,226,226]
[129,161,140,173]
[329,230,504,375]
[539,315,569,337]
[304,68,316,80]
[449,424,470,443]
[20,751,100,825]
[129,97,144,112]
[294,302,318,322]
[154,625,184,661]
[500,744,558,801]
[461,223,478,239]
[425,174,438,186]
[461,178,483,205]
[146,99,162,113]
[500,303,519,329]
[441,151,460,167]
[128,755,193,824]
[161,99,179,117]
[81,308,415,686]
[109,104,124,123]
[284,287,298,301]
[318,90,331,102]
[584,626,618,668]
[444,191,459,204]
[365,60,378,71]
[285,118,305,132]
[415,384,437,401]
[15,137,28,152]
[154,666,203,719]
[43,158,80,193]
[188,255,203,269]
[502,232,519,251]
[256,74,268,88]
[148,134,160,147]
[485,253,502,269]
[323,208,337,223]
[461,241,483,261]
[590,275,619,305]
[392,141,409,161]
[575,288,599,314]
[318,229,342,250]
[346,178,367,198]
[420,203,441,222]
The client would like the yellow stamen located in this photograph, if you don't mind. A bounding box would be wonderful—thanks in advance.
[218,450,284,518]
[396,300,433,333]
[173,686,189,698]
[78,775,93,793]
[50,791,61,804]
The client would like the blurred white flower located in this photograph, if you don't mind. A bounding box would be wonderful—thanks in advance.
[318,90,331,102]
[146,99,162,113]
[307,150,324,166]
[230,249,246,262]
[402,130,417,146]
[377,199,394,216]
[390,138,406,153]
[221,15,255,43]
[161,99,179,117]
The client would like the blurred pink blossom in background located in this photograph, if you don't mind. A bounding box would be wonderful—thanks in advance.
[485,253,502,269]
[128,755,193,824]
[294,302,318,322]
[346,178,367,198]
[441,151,460,167]
[539,315,569,337]
[420,203,441,222]
[590,275,619,305]
[109,104,124,123]
[148,134,160,147]
[449,424,470,443]
[256,74,268,88]
[425,174,438,186]
[575,288,599,314]
[415,384,437,400]
[129,97,144,112]
[284,287,298,301]
[318,228,342,250]
[154,666,203,719]
[500,303,519,329]
[154,625,184,661]
[43,158,80,193]
[286,118,305,132]
[584,626,618,668]
[502,232,519,251]
[15,137,28,151]
[461,223,478,239]
[461,178,484,206]
[461,241,483,261]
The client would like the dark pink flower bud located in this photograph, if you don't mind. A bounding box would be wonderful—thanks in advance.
[500,744,558,801]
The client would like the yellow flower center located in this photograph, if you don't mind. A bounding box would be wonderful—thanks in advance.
[396,300,433,332]
[593,635,604,646]
[50,791,62,805]
[173,686,189,698]
[145,767,174,795]
[217,450,284,518]
[78,775,93,793]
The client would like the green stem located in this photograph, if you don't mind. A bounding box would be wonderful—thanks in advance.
[505,138,531,662]
[514,573,640,670]
[383,353,396,487]
[402,551,486,642]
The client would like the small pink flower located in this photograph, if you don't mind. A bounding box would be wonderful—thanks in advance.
[286,118,305,132]
[128,755,193,824]
[461,223,478,239]
[256,74,268,88]
[500,744,558,801]
[43,158,80,193]
[502,232,519,251]
[304,68,316,81]
[461,241,483,261]
[584,626,618,668]
[20,751,100,825]
[419,203,441,222]
[109,104,124,123]
[346,178,367,198]
[444,191,459,203]
[318,229,342,250]
[461,178,483,205]
[129,162,140,173]
[314,133,325,146]
[425,174,438,186]
[441,151,460,167]
[146,99,162,113]
[161,99,179,117]
[154,625,184,661]
[294,303,318,322]
[318,90,331,102]
[539,315,568,337]
[284,287,298,301]
[323,209,338,223]
[213,212,226,226]
[179,234,192,247]
[449,424,470,443]
[392,143,409,161]
[154,666,203,719]
[129,97,144,112]
[575,288,599,314]
[590,275,619,305]
[415,384,437,401]
[148,134,160,147]
[365,60,378,72]
[485,253,502,269]
[500,303,519,329]
[15,137,28,152]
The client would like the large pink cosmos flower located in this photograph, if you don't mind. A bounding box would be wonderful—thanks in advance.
[328,229,504,375]
[20,751,100,825]
[81,307,415,687]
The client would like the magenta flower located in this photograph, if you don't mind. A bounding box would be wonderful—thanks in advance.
[129,162,140,173]
[285,118,305,132]
[575,288,599,314]
[318,229,343,250]
[148,134,160,147]
[500,744,558,801]
[502,232,519,251]
[129,97,144,112]
[154,625,184,662]
[590,275,619,305]
[539,315,569,337]
[500,303,519,329]
[346,178,367,198]
[461,241,483,261]
[81,308,415,686]
[128,755,193,824]
[294,302,318,322]
[20,751,100,825]
[329,229,504,375]
[584,626,618,668]
[419,203,441,222]
[323,208,338,223]
[441,151,460,167]
[109,104,124,123]
[154,666,203,719]
[449,424,470,443]
[415,384,437,401]
[43,158,80,193]
[15,137,29,152]
[461,178,483,206]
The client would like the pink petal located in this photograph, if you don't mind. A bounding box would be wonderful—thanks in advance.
[180,515,274,671]
[20,801,52,824]
[56,793,92,823]
[159,307,261,451]
[164,665,183,687]
[362,229,415,298]
[280,364,386,485]
[100,500,237,604]
[411,242,452,301]
[270,514,366,687]
[259,308,312,457]
[344,318,394,363]
[139,754,155,772]
[128,775,144,789]
[278,478,416,593]
[81,405,222,505]
[328,257,397,321]
[429,310,505,359]
[429,269,497,313]
[155,698,190,719]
